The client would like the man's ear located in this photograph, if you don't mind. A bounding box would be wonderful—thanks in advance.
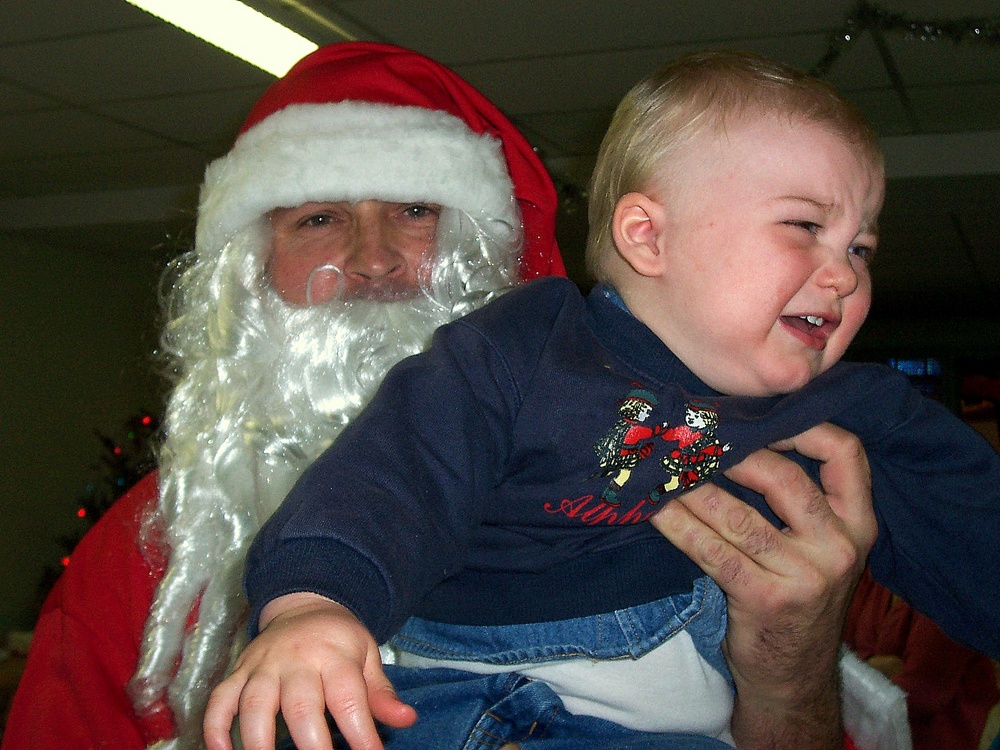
[612,192,669,278]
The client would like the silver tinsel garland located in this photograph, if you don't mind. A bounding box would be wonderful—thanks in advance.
[813,0,1000,76]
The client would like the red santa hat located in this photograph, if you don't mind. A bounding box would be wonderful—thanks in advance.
[197,42,564,281]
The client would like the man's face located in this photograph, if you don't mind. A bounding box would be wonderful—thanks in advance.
[267,199,440,304]
[633,113,885,397]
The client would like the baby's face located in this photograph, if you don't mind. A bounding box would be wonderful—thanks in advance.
[633,112,884,397]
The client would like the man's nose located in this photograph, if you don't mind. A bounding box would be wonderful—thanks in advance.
[343,219,403,281]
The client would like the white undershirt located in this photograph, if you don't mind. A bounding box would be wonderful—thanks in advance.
[396,628,735,745]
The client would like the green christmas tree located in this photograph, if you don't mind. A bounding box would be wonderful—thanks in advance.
[36,412,160,605]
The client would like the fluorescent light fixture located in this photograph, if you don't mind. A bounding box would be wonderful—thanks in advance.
[126,0,318,77]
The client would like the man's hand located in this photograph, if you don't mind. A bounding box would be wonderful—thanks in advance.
[650,423,877,750]
[203,592,416,750]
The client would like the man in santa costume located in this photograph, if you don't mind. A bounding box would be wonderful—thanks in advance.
[3,43,875,750]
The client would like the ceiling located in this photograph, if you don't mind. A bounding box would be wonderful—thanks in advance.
[2,0,999,349]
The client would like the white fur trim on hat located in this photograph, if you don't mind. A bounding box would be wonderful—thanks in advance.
[196,102,517,254]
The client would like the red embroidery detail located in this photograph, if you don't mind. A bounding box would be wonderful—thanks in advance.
[543,494,658,526]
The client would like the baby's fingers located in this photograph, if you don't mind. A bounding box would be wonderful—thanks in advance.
[204,671,279,750]
[363,647,417,730]
[316,661,386,750]
[280,669,336,750]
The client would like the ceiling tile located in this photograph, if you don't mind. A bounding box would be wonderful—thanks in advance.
[819,34,895,90]
[515,108,614,159]
[908,83,1000,134]
[334,0,852,61]
[0,27,273,105]
[0,146,209,199]
[878,0,1000,18]
[886,34,1000,87]
[0,0,157,45]
[0,81,57,114]
[92,86,267,146]
[843,88,917,137]
[0,108,174,162]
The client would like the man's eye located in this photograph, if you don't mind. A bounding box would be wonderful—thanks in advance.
[300,214,333,227]
[402,204,440,219]
[850,244,877,263]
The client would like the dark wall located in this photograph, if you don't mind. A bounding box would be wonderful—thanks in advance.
[0,234,169,633]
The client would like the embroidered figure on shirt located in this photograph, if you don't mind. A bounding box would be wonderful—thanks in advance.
[647,401,730,504]
[592,387,666,506]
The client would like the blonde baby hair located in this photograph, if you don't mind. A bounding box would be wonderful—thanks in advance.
[586,49,884,284]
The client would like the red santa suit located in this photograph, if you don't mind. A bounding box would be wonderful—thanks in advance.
[3,475,176,746]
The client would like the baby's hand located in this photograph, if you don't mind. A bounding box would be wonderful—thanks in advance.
[203,592,416,750]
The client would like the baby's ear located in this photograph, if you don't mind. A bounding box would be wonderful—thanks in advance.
[612,192,669,278]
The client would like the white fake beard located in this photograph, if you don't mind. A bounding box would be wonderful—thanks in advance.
[244,290,462,517]
[131,209,517,749]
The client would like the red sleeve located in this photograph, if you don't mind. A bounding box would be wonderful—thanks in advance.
[843,569,999,750]
[894,611,999,748]
[1,474,176,750]
[895,612,990,711]
[842,568,896,660]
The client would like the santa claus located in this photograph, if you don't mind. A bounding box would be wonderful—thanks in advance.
[3,42,562,750]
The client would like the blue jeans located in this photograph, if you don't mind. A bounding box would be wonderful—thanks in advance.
[381,576,732,748]
[380,668,732,749]
[275,696,730,750]
[276,578,730,749]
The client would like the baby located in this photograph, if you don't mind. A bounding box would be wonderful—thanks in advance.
[206,50,1000,750]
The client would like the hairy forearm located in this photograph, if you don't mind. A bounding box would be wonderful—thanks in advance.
[648,426,874,750]
[729,644,843,750]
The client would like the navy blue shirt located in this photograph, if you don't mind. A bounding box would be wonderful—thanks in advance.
[246,277,1000,657]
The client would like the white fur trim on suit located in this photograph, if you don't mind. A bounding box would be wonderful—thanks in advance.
[840,647,912,750]
[196,102,517,254]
